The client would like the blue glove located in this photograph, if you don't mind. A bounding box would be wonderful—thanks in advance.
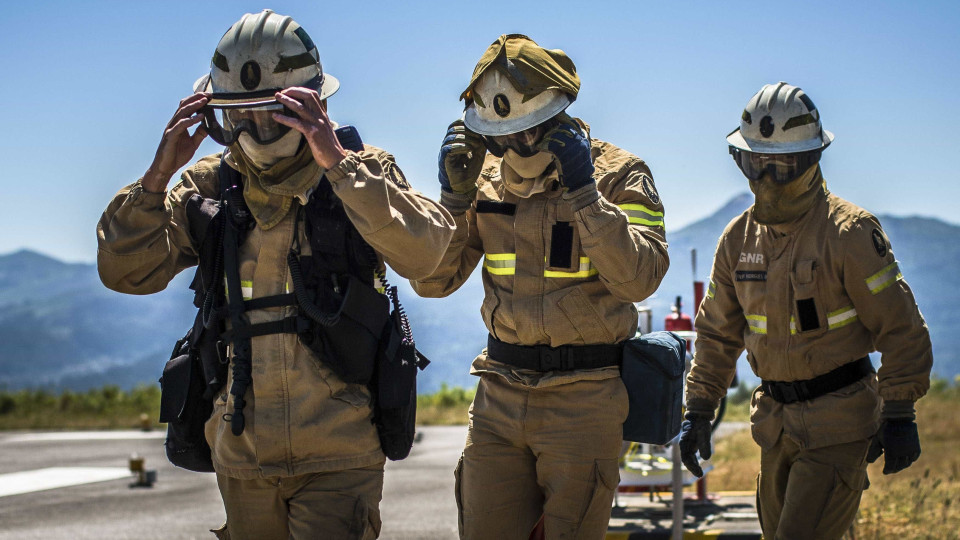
[866,419,921,475]
[537,121,595,192]
[438,120,485,197]
[678,412,713,477]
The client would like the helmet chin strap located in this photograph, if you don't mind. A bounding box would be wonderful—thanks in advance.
[238,129,304,170]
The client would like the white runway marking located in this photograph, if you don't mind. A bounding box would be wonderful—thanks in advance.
[0,467,132,497]
[2,431,166,443]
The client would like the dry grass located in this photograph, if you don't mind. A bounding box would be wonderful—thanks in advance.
[707,389,960,539]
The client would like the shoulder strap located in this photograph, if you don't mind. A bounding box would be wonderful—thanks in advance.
[218,158,253,436]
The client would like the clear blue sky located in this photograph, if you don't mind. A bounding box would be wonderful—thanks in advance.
[2,0,958,262]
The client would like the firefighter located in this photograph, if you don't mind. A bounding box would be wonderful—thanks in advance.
[411,34,669,539]
[97,10,453,539]
[681,82,933,539]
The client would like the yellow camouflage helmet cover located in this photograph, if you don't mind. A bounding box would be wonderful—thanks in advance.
[461,34,580,103]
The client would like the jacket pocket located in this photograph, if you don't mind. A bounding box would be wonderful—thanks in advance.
[557,288,615,343]
[798,376,881,449]
[480,291,503,340]
[791,259,827,337]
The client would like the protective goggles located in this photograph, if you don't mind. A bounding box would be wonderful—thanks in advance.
[482,118,558,158]
[201,102,295,146]
[729,147,821,185]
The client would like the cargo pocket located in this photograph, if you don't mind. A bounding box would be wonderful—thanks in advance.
[557,288,615,343]
[576,458,620,532]
[813,465,868,536]
[454,455,465,537]
[791,259,826,337]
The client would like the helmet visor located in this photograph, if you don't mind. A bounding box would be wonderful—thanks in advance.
[730,147,821,185]
[202,102,293,146]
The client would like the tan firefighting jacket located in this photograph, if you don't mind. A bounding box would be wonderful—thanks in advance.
[411,137,669,388]
[97,148,454,478]
[687,180,933,450]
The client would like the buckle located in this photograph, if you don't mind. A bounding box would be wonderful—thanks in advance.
[538,347,575,371]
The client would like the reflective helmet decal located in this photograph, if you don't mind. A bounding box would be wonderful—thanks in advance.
[494,94,511,117]
[240,61,261,90]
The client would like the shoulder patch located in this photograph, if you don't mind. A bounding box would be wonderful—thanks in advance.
[385,162,410,190]
[871,228,887,257]
[641,174,660,205]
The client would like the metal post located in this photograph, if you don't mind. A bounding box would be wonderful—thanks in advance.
[671,443,683,540]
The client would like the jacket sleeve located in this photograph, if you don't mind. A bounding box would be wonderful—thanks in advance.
[327,149,456,281]
[96,156,220,294]
[686,229,746,406]
[842,214,933,402]
[408,192,485,298]
[569,161,669,302]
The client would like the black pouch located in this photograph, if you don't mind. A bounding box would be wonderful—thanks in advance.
[159,327,215,472]
[372,295,428,461]
[621,331,686,445]
[297,271,389,385]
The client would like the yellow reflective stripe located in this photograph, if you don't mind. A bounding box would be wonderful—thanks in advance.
[544,257,598,278]
[707,280,716,299]
[619,203,665,228]
[745,314,767,334]
[865,262,902,295]
[828,306,858,330]
[790,316,797,335]
[484,253,516,276]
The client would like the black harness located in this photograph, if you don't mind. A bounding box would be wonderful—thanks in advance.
[160,127,427,471]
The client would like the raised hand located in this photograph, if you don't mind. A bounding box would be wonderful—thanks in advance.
[143,93,210,192]
[438,119,485,197]
[273,87,347,170]
[537,120,594,192]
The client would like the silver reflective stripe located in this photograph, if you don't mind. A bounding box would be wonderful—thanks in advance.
[544,257,598,278]
[746,314,767,334]
[827,306,858,330]
[618,203,665,229]
[484,253,517,276]
[790,306,859,334]
[707,280,716,299]
[865,262,902,295]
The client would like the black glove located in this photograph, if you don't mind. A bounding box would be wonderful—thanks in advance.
[438,120,485,197]
[866,419,921,475]
[678,412,713,478]
[537,120,595,192]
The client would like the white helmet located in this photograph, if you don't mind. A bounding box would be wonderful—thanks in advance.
[726,82,833,154]
[463,69,571,136]
[194,9,339,107]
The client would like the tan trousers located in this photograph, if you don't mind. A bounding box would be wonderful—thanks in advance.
[216,463,384,540]
[757,435,870,540]
[457,374,628,540]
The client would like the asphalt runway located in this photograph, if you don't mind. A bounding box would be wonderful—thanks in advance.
[0,426,465,540]
[0,423,754,539]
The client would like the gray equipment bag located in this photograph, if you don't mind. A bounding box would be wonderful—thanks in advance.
[621,331,686,445]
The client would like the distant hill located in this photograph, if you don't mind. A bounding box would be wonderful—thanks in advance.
[1,193,956,392]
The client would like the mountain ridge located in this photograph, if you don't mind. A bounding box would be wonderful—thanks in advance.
[1,194,955,392]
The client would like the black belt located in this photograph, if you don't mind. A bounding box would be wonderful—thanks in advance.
[761,356,875,404]
[486,335,622,372]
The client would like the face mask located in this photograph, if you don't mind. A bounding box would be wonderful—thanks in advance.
[503,149,554,179]
[749,164,823,224]
[237,129,303,170]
